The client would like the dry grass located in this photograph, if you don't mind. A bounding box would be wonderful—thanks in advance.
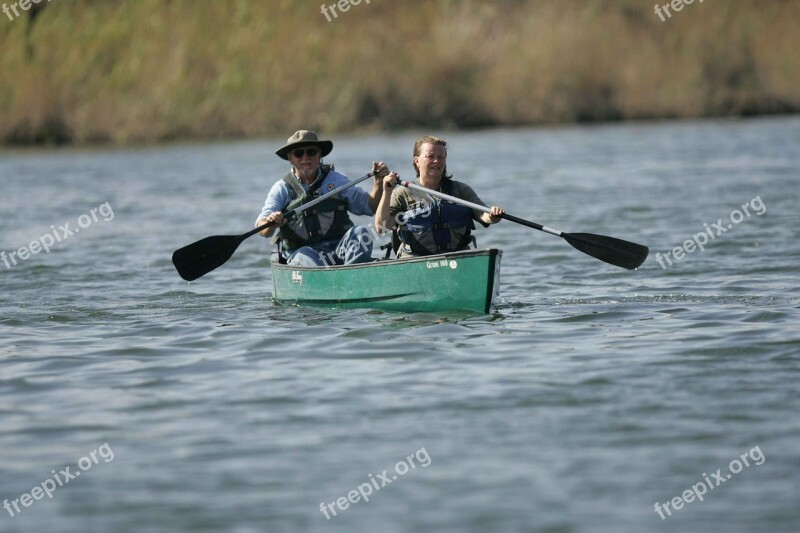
[1,0,798,144]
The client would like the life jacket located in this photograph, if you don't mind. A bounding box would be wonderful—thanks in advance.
[278,165,354,252]
[397,179,475,255]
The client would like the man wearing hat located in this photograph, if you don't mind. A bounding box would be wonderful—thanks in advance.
[256,130,390,266]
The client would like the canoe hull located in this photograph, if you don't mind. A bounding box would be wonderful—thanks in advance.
[271,249,502,314]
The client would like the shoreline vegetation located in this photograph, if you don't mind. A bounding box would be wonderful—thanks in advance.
[1,0,798,146]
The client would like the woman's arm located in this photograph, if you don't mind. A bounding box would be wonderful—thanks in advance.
[374,172,399,233]
[367,162,390,213]
[479,206,505,225]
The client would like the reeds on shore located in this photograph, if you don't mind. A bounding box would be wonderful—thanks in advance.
[1,0,798,145]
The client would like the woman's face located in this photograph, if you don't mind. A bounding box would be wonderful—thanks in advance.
[415,143,447,180]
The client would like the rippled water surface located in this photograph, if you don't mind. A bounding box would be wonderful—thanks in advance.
[1,117,799,532]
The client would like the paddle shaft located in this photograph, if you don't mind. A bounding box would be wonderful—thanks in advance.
[398,179,649,270]
[172,170,378,281]
[400,180,562,236]
[252,170,376,236]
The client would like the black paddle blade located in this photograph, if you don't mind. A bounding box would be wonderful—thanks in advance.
[172,235,245,281]
[562,232,649,270]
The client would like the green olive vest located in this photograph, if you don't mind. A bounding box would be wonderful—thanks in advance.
[278,165,354,251]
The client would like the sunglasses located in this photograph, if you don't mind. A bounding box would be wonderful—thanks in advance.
[291,148,321,159]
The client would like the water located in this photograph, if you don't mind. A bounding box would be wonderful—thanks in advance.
[1,117,798,532]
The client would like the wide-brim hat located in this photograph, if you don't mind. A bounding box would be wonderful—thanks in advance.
[275,130,333,160]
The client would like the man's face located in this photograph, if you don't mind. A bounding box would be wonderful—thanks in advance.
[289,147,321,181]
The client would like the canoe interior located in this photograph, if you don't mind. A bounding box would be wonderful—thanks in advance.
[270,248,502,314]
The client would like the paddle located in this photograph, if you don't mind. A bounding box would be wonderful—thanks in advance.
[399,180,649,270]
[172,171,376,281]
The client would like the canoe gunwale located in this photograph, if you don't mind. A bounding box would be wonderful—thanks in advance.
[270,248,501,272]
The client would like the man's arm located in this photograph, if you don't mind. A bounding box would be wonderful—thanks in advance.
[256,212,285,237]
[255,181,291,237]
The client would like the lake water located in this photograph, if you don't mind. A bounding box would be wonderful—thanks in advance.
[1,117,798,532]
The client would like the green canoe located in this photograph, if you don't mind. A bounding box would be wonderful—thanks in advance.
[270,248,502,314]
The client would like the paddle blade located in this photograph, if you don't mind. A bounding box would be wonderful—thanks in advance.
[562,232,649,270]
[172,235,245,281]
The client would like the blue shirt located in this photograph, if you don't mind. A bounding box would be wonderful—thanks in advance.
[256,168,374,225]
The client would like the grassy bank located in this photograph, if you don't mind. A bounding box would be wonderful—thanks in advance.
[1,0,799,144]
